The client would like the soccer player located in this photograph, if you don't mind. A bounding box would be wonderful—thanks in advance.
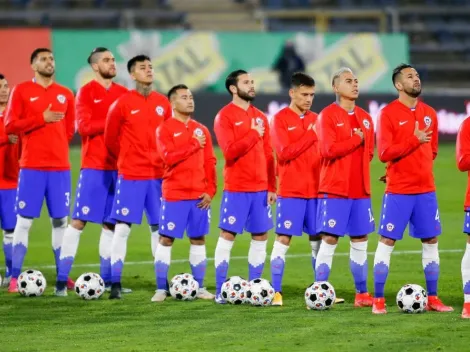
[54,47,129,295]
[0,74,19,287]
[104,54,172,299]
[5,48,75,293]
[372,63,453,314]
[213,69,276,304]
[315,67,375,307]
[152,84,216,302]
[268,72,321,306]
[457,115,470,318]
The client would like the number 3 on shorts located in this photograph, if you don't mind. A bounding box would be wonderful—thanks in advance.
[65,192,70,207]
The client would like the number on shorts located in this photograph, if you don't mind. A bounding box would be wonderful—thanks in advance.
[368,208,374,222]
[267,206,272,219]
[65,192,70,207]
[435,209,440,222]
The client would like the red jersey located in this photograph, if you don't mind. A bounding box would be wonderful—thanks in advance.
[76,80,128,170]
[104,90,171,180]
[270,107,319,198]
[317,103,374,198]
[4,80,75,170]
[456,116,470,209]
[0,110,19,189]
[214,103,276,193]
[377,99,438,194]
[157,118,216,200]
[348,112,368,198]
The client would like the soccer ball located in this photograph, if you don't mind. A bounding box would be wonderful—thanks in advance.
[75,272,105,300]
[17,269,47,297]
[396,284,428,313]
[305,281,336,310]
[246,278,275,306]
[169,273,199,301]
[221,276,249,304]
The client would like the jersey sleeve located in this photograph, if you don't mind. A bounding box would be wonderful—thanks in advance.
[271,114,317,162]
[457,117,470,172]
[368,116,375,161]
[156,124,200,166]
[202,126,217,198]
[377,110,421,163]
[0,122,9,146]
[4,86,46,135]
[65,90,76,142]
[317,110,362,159]
[431,109,438,160]
[76,86,105,137]
[213,112,260,162]
[262,115,276,193]
[104,99,123,160]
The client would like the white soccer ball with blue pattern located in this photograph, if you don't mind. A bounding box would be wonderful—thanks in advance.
[221,276,249,304]
[17,269,47,297]
[169,273,199,301]
[396,284,427,313]
[75,272,105,300]
[246,278,275,306]
[305,281,336,310]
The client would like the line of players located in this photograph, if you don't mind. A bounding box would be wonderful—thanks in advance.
[0,47,469,317]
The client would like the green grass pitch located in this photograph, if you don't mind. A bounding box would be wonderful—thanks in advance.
[0,144,469,351]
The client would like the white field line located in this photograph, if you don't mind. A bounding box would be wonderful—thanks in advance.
[33,248,463,270]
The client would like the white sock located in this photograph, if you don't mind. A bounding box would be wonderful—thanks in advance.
[111,223,131,265]
[270,241,289,262]
[51,217,68,253]
[373,241,394,267]
[422,242,440,268]
[248,239,267,268]
[462,243,470,303]
[99,228,114,261]
[315,241,337,274]
[310,240,321,262]
[189,244,206,267]
[150,225,159,257]
[3,230,13,246]
[13,216,33,248]
[214,237,234,268]
[59,225,82,259]
[350,241,368,266]
[155,244,172,265]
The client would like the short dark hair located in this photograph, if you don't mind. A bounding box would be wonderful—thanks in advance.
[167,84,189,99]
[291,72,315,88]
[127,55,151,73]
[87,47,109,65]
[392,63,414,86]
[0,73,5,80]
[30,48,52,64]
[225,69,248,95]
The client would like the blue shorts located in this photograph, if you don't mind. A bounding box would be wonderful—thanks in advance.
[0,189,17,230]
[276,197,318,236]
[111,176,162,225]
[159,199,210,239]
[316,196,375,237]
[219,190,273,235]
[16,169,71,219]
[378,192,441,240]
[463,209,470,234]
[72,169,117,224]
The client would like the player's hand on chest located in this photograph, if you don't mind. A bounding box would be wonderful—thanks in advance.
[232,115,264,137]
[172,124,203,148]
[27,90,69,115]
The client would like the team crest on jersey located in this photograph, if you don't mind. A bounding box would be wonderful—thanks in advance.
[255,117,263,126]
[57,94,66,104]
[82,206,90,215]
[121,207,129,216]
[228,216,236,225]
[167,222,175,231]
[194,128,203,137]
[18,201,26,209]
[156,106,164,116]
[363,119,370,129]
[328,219,336,228]
[424,116,432,127]
[386,223,394,232]
[284,220,292,229]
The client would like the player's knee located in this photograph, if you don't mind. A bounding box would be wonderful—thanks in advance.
[309,235,321,242]
[103,222,115,232]
[276,234,291,246]
[190,237,205,245]
[159,235,174,246]
[421,237,438,245]
[51,216,67,229]
[220,230,236,241]
[71,219,86,231]
[322,234,338,245]
[251,232,268,241]
[350,235,368,243]
[380,236,396,247]
[17,216,33,231]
